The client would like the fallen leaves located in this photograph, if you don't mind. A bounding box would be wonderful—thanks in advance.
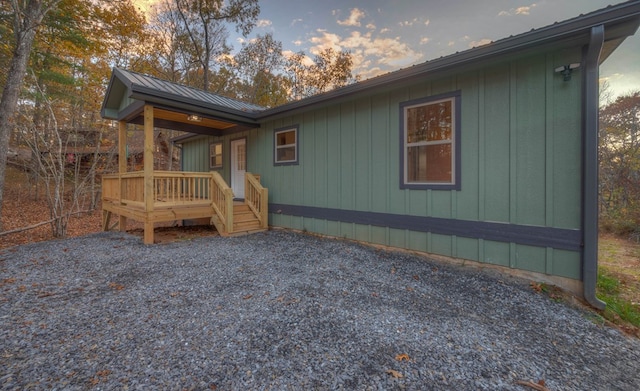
[108,282,125,291]
[515,379,550,391]
[36,291,55,299]
[386,353,411,379]
[1,167,105,250]
[530,282,564,302]
[386,369,404,378]
[275,294,300,305]
[530,282,545,293]
[89,369,112,386]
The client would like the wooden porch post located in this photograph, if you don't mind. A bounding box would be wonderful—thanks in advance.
[143,105,155,244]
[118,121,127,231]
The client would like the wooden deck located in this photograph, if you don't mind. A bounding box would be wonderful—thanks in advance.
[102,171,268,243]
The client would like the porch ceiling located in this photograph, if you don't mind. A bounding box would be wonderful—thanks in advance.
[126,105,256,136]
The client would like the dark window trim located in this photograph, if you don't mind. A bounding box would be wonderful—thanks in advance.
[273,125,299,166]
[399,90,462,190]
[209,141,223,169]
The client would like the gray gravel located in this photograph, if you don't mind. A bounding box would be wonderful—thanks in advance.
[1,229,638,390]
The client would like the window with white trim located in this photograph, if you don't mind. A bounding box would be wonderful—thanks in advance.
[274,126,298,165]
[209,142,223,169]
[400,92,460,190]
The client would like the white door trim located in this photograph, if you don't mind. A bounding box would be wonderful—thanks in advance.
[230,138,246,199]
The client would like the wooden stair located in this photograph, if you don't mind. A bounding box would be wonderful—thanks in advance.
[228,203,266,236]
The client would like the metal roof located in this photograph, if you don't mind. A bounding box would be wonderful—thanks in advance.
[116,68,264,113]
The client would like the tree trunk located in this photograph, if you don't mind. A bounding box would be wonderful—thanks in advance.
[0,0,55,231]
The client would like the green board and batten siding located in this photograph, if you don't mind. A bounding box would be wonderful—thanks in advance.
[180,49,583,280]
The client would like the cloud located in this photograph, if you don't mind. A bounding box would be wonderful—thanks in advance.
[291,18,303,27]
[309,29,344,53]
[380,27,391,34]
[257,19,272,28]
[424,20,430,26]
[469,38,492,48]
[358,66,385,80]
[498,3,537,16]
[420,37,430,45]
[366,23,376,30]
[515,6,532,15]
[308,29,423,77]
[293,40,303,46]
[283,50,315,66]
[399,18,419,27]
[337,8,366,27]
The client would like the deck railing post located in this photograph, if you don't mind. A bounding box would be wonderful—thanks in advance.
[143,104,155,244]
[261,187,268,229]
[225,188,234,234]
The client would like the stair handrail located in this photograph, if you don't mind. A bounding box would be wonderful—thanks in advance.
[210,171,234,234]
[245,172,268,229]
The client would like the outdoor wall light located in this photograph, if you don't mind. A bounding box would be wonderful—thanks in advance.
[187,114,202,122]
[554,63,581,81]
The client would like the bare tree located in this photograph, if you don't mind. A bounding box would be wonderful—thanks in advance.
[171,0,259,91]
[599,90,640,237]
[285,48,357,100]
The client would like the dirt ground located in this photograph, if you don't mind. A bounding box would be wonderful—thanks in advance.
[0,166,216,250]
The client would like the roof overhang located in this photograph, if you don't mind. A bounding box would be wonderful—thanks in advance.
[100,68,262,136]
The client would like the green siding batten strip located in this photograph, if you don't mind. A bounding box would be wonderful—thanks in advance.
[269,203,581,251]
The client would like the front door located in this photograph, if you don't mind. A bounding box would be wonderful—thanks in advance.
[230,138,246,199]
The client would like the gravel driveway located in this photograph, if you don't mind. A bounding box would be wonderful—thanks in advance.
[1,230,639,390]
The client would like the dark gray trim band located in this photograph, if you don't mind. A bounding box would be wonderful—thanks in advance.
[269,203,582,251]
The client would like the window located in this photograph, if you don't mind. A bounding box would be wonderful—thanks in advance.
[274,126,298,165]
[209,142,223,169]
[400,91,461,190]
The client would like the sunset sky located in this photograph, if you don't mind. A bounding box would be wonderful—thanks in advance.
[135,0,640,99]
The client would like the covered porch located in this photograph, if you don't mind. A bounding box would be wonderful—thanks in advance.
[100,69,268,244]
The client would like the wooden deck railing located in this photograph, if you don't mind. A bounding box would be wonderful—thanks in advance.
[102,171,214,208]
[245,172,268,229]
[102,171,145,207]
[154,171,211,205]
[102,170,268,237]
[210,171,234,234]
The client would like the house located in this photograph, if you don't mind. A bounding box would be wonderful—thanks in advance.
[100,1,640,308]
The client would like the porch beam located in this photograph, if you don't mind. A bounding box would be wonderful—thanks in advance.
[143,104,155,244]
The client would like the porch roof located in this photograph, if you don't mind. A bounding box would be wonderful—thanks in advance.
[100,68,265,136]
